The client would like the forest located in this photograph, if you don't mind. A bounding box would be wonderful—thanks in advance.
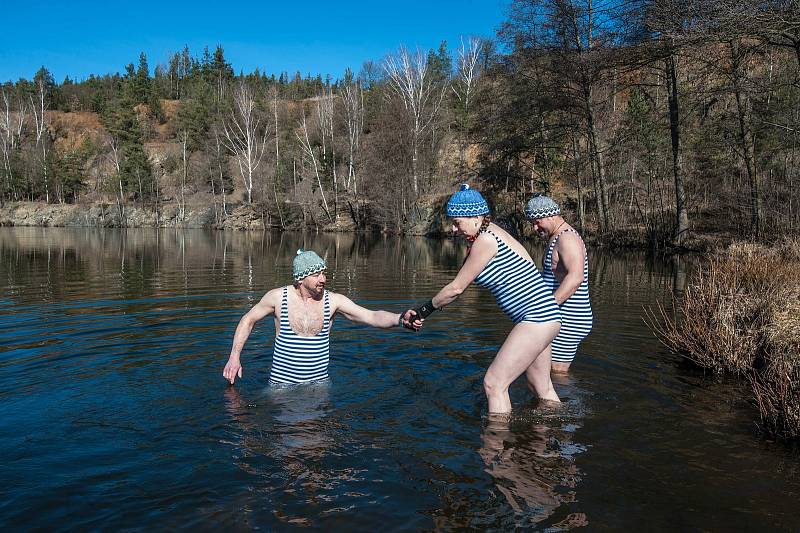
[1,0,799,246]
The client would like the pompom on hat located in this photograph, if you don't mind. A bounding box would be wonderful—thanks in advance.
[525,193,561,220]
[446,183,490,217]
[292,249,327,281]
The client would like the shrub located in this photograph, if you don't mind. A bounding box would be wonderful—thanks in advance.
[650,240,800,439]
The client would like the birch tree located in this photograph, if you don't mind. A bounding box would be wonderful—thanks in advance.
[269,87,285,228]
[105,132,125,220]
[452,36,483,173]
[211,124,228,221]
[178,129,189,221]
[0,91,11,203]
[452,36,483,123]
[295,110,332,222]
[30,78,51,203]
[317,87,338,218]
[384,46,446,196]
[342,79,363,195]
[0,88,25,202]
[222,82,267,204]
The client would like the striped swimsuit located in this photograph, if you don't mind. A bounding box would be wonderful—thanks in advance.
[270,287,331,384]
[543,229,593,364]
[474,230,561,324]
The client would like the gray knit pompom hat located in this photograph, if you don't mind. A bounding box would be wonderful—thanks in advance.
[292,249,326,281]
[524,193,561,220]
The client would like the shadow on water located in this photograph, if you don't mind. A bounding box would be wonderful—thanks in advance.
[1,227,799,531]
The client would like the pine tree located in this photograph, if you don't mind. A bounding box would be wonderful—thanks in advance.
[102,96,153,198]
[175,93,211,151]
[133,52,151,104]
[427,41,453,86]
[212,45,234,102]
[33,66,63,109]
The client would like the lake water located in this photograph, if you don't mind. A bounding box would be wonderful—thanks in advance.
[1,227,798,531]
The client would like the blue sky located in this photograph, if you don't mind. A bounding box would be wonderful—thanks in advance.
[0,0,509,83]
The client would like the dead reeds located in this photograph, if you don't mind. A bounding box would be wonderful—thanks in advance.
[650,238,800,440]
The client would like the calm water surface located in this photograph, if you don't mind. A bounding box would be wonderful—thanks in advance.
[1,227,798,531]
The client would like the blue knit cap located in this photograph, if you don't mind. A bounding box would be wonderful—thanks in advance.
[525,193,561,220]
[292,249,326,281]
[446,184,490,217]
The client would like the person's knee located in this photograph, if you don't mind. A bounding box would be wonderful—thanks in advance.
[483,372,508,396]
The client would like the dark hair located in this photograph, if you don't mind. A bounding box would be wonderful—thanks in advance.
[466,215,491,248]
[479,215,491,234]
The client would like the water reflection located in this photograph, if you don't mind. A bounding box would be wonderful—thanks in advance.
[223,381,335,464]
[223,382,357,526]
[5,227,798,531]
[671,254,689,295]
[1,227,687,323]
[477,401,588,529]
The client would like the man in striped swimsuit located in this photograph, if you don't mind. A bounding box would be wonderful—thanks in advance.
[223,249,416,386]
[525,194,593,373]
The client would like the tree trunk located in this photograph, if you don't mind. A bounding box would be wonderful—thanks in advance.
[180,132,187,221]
[666,53,689,244]
[730,40,761,238]
[572,135,585,232]
[412,130,419,196]
[272,90,285,228]
[585,104,608,231]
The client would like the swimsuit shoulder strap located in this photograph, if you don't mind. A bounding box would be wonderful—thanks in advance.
[558,228,586,249]
[280,286,288,326]
[323,290,331,331]
[549,227,573,249]
[482,228,505,248]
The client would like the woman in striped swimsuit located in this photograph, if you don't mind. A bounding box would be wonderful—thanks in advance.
[223,249,416,386]
[408,185,562,412]
[525,194,593,373]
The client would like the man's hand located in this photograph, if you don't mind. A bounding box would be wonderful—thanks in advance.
[223,358,243,385]
[401,309,424,331]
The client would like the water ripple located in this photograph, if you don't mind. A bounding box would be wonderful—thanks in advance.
[0,228,797,530]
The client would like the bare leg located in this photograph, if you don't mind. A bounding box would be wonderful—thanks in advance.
[526,344,557,397]
[551,361,571,373]
[484,321,561,413]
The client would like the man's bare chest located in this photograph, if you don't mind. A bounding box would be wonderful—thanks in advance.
[286,298,324,336]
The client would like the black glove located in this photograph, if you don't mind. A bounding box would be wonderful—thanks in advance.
[399,310,421,331]
[412,299,437,320]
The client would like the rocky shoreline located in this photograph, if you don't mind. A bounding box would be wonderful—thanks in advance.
[0,202,325,232]
[0,201,448,234]
[0,200,731,252]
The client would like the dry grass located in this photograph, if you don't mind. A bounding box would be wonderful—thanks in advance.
[750,357,800,441]
[650,238,800,440]
[776,236,800,262]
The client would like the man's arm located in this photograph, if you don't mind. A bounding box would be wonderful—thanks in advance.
[331,293,403,329]
[223,288,280,384]
[553,233,585,305]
